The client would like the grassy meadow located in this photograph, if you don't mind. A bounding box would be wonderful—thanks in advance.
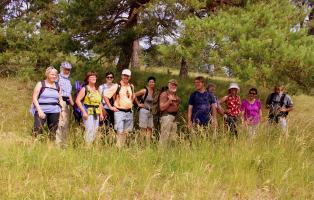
[0,71,313,199]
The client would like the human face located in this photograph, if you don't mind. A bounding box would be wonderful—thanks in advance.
[62,68,71,75]
[248,90,257,99]
[194,80,204,91]
[208,86,216,94]
[229,88,238,96]
[47,71,58,83]
[121,74,130,83]
[88,75,97,84]
[106,74,114,84]
[168,82,177,93]
[148,79,155,89]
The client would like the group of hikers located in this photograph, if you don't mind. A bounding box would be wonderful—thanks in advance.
[30,62,294,148]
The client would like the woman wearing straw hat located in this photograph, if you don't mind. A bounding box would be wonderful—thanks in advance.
[220,83,241,137]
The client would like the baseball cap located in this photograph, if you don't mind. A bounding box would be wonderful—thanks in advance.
[121,69,131,76]
[61,61,72,69]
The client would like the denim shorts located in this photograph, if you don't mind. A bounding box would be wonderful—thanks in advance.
[139,108,153,129]
[114,111,133,134]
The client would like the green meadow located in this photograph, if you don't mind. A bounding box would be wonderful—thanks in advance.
[0,72,313,199]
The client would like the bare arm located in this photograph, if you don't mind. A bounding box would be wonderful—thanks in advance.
[32,82,45,118]
[159,93,172,112]
[211,104,217,127]
[187,105,193,128]
[219,96,228,114]
[135,89,146,97]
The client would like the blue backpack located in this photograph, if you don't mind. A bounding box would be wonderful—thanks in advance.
[73,80,86,123]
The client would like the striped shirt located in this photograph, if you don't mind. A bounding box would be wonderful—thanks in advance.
[58,74,72,97]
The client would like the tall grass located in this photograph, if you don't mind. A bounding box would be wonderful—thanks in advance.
[0,77,313,199]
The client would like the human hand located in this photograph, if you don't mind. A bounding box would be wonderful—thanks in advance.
[38,110,46,119]
[110,106,119,112]
[83,112,88,120]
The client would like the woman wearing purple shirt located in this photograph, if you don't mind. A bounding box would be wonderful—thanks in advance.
[240,88,262,137]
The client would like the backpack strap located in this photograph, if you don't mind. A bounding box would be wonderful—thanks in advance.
[38,80,46,99]
[140,87,149,104]
[38,80,60,99]
[279,93,286,107]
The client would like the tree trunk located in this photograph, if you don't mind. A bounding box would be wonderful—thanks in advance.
[131,39,140,69]
[116,42,133,72]
[116,0,150,72]
[179,57,188,78]
[308,7,314,35]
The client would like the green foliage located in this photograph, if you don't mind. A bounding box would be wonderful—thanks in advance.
[180,0,314,92]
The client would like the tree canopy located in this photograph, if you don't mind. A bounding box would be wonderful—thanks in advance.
[0,0,313,92]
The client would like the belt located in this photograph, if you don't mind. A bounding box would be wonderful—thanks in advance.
[85,105,99,108]
[118,108,132,112]
[141,107,151,111]
[39,102,60,106]
[162,111,177,117]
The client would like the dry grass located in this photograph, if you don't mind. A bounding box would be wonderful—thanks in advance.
[0,78,313,199]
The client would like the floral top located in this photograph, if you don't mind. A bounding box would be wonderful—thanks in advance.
[225,95,241,117]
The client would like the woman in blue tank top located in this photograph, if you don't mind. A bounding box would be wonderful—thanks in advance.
[31,67,62,139]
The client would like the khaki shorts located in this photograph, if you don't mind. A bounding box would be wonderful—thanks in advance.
[139,108,153,129]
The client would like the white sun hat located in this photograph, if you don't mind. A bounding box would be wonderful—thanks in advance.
[228,82,240,91]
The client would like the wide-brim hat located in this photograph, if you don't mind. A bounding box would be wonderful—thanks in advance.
[228,83,240,91]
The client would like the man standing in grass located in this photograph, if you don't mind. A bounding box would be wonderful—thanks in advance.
[56,61,74,147]
[159,79,180,146]
[188,76,217,130]
[266,85,293,135]
[104,69,135,148]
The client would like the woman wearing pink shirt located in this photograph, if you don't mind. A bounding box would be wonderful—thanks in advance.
[240,88,262,137]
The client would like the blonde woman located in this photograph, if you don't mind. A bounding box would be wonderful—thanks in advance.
[31,67,63,139]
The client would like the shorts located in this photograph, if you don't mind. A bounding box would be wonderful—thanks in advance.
[114,111,133,134]
[139,108,154,129]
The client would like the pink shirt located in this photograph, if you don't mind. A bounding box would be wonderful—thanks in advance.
[240,99,262,125]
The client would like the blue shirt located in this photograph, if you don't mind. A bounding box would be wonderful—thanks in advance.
[189,91,216,125]
[58,74,72,97]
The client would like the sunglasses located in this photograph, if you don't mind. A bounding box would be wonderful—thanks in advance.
[106,76,113,79]
[249,92,257,95]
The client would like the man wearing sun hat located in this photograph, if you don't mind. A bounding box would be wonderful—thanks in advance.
[158,79,181,146]
[104,69,137,148]
[56,61,74,147]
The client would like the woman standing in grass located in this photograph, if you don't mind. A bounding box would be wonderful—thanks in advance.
[220,83,241,138]
[135,76,156,143]
[99,72,115,127]
[75,71,104,145]
[31,67,63,140]
[240,88,262,137]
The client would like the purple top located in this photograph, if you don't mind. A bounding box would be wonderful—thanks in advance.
[240,99,262,125]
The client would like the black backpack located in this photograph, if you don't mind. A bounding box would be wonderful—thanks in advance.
[268,93,288,117]
[151,86,168,130]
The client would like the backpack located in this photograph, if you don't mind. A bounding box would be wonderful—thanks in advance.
[29,80,61,116]
[151,86,168,130]
[73,81,85,123]
[100,84,115,107]
[134,87,149,110]
[268,93,288,117]
[114,82,135,102]
[38,80,60,99]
